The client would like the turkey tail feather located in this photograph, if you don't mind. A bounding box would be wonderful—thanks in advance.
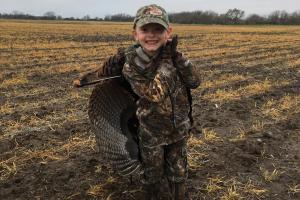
[88,79,143,176]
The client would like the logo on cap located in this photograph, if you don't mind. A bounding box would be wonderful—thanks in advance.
[146,6,163,16]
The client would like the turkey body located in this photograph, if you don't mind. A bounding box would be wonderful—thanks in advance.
[88,79,143,176]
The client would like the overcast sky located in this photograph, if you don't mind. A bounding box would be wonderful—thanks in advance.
[1,0,299,18]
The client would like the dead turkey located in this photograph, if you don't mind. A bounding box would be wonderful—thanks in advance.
[88,78,143,176]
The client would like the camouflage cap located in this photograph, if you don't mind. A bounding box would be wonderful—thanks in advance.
[133,4,169,29]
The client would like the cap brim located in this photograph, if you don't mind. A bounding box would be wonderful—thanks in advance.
[135,17,168,29]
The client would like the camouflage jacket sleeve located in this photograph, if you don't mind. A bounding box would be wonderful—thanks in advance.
[96,47,125,78]
[122,62,177,103]
[173,51,200,89]
[73,48,125,87]
[164,35,200,89]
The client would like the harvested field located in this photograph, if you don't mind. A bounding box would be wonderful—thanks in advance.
[0,20,300,200]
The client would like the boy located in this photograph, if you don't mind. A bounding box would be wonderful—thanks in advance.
[75,4,200,199]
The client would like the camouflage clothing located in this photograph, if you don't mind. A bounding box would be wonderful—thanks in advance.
[122,41,199,184]
[140,136,188,184]
[133,4,169,29]
[73,48,125,87]
[122,42,199,146]
[73,37,200,187]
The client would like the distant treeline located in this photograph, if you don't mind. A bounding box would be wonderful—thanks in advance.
[1,9,300,25]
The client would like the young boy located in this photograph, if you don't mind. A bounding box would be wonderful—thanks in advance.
[75,4,200,199]
[123,4,200,200]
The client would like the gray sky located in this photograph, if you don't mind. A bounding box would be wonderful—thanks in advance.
[1,0,299,18]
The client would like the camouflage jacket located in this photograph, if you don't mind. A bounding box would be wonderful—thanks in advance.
[122,42,200,144]
[74,38,200,144]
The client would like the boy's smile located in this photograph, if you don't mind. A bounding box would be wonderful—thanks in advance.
[133,23,172,56]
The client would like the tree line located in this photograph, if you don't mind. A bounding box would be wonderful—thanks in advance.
[169,9,300,25]
[1,9,300,25]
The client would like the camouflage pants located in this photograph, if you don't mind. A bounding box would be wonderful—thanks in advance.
[139,130,188,184]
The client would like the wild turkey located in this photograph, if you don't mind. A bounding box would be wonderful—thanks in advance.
[88,78,143,176]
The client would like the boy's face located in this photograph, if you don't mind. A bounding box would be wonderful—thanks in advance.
[133,23,172,56]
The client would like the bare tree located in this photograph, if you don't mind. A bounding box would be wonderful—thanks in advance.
[279,11,289,24]
[268,10,281,24]
[12,10,24,15]
[82,15,90,20]
[289,11,300,24]
[245,14,266,24]
[225,8,245,24]
[43,11,56,20]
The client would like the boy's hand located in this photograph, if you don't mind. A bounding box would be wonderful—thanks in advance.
[73,79,84,87]
[164,35,178,57]
[72,68,99,88]
[165,35,201,89]
[170,35,178,57]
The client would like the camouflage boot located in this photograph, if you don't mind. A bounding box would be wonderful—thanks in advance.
[169,182,188,200]
[143,183,160,200]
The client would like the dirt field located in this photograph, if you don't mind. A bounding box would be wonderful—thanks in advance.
[0,20,299,199]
